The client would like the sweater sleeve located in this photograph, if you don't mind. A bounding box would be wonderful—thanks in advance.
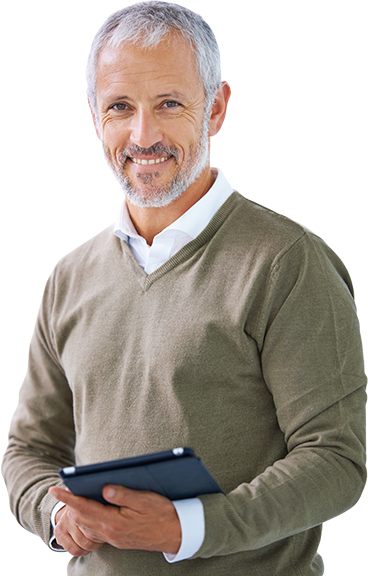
[2,272,76,546]
[193,232,366,558]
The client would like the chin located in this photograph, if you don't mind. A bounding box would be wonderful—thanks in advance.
[123,184,186,208]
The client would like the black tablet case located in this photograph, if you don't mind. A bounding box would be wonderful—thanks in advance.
[59,448,223,504]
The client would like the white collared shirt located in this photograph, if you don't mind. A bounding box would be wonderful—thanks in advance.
[114,169,233,274]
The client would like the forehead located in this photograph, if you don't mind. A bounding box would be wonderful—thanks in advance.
[96,35,203,101]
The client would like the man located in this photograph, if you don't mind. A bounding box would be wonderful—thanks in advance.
[2,2,366,575]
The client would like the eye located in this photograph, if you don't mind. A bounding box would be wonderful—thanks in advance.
[162,100,181,109]
[112,103,129,111]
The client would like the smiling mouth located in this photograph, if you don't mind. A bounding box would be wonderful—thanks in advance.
[130,156,170,165]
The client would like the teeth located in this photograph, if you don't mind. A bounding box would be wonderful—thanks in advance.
[131,157,168,165]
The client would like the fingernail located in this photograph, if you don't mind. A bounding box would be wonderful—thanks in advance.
[106,487,116,498]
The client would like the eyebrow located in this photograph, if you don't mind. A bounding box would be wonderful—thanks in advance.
[108,91,186,102]
[156,91,185,99]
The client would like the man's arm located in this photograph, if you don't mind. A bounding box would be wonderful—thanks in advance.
[2,273,76,545]
[1,271,194,559]
[190,233,367,558]
[194,385,366,557]
[2,267,199,561]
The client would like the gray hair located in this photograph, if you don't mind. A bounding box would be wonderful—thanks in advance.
[86,2,221,117]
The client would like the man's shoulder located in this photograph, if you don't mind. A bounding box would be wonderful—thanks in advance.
[54,224,119,277]
[226,192,349,284]
[228,192,307,253]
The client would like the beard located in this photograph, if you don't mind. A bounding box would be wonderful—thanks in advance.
[103,114,210,208]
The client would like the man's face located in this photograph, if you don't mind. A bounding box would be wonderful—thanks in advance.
[94,35,210,207]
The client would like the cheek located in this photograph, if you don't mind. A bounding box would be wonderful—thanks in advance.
[173,131,199,163]
[179,134,202,164]
[101,119,128,150]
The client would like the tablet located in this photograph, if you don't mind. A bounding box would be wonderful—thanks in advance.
[59,447,223,504]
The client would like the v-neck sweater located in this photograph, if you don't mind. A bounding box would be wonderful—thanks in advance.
[3,191,366,576]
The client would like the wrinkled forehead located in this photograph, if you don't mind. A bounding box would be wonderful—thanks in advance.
[95,34,203,99]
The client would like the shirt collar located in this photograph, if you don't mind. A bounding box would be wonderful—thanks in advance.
[114,168,233,243]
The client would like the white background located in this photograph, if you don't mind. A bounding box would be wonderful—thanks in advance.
[0,1,367,574]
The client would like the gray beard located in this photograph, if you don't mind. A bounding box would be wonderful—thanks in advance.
[103,117,210,208]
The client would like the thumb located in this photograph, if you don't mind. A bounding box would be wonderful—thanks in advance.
[102,485,139,507]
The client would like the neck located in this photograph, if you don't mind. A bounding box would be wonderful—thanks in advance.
[126,167,215,246]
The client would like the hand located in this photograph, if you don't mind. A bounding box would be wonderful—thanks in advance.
[48,485,181,555]
[53,504,104,557]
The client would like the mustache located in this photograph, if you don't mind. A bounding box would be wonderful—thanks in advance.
[118,143,179,165]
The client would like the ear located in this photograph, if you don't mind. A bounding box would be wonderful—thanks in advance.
[88,98,102,140]
[208,81,231,137]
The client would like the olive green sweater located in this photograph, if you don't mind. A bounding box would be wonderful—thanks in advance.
[2,192,366,575]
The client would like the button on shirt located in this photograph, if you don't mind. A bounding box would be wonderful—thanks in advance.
[114,169,233,562]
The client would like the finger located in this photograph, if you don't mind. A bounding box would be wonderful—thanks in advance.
[63,514,105,549]
[78,525,105,545]
[55,505,67,525]
[49,486,105,518]
[55,531,90,557]
[102,485,153,508]
[49,486,85,508]
[69,527,104,553]
[54,517,97,557]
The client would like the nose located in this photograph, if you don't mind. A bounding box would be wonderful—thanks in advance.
[129,108,163,149]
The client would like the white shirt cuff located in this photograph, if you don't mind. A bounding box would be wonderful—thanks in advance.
[49,501,67,551]
[163,498,205,563]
